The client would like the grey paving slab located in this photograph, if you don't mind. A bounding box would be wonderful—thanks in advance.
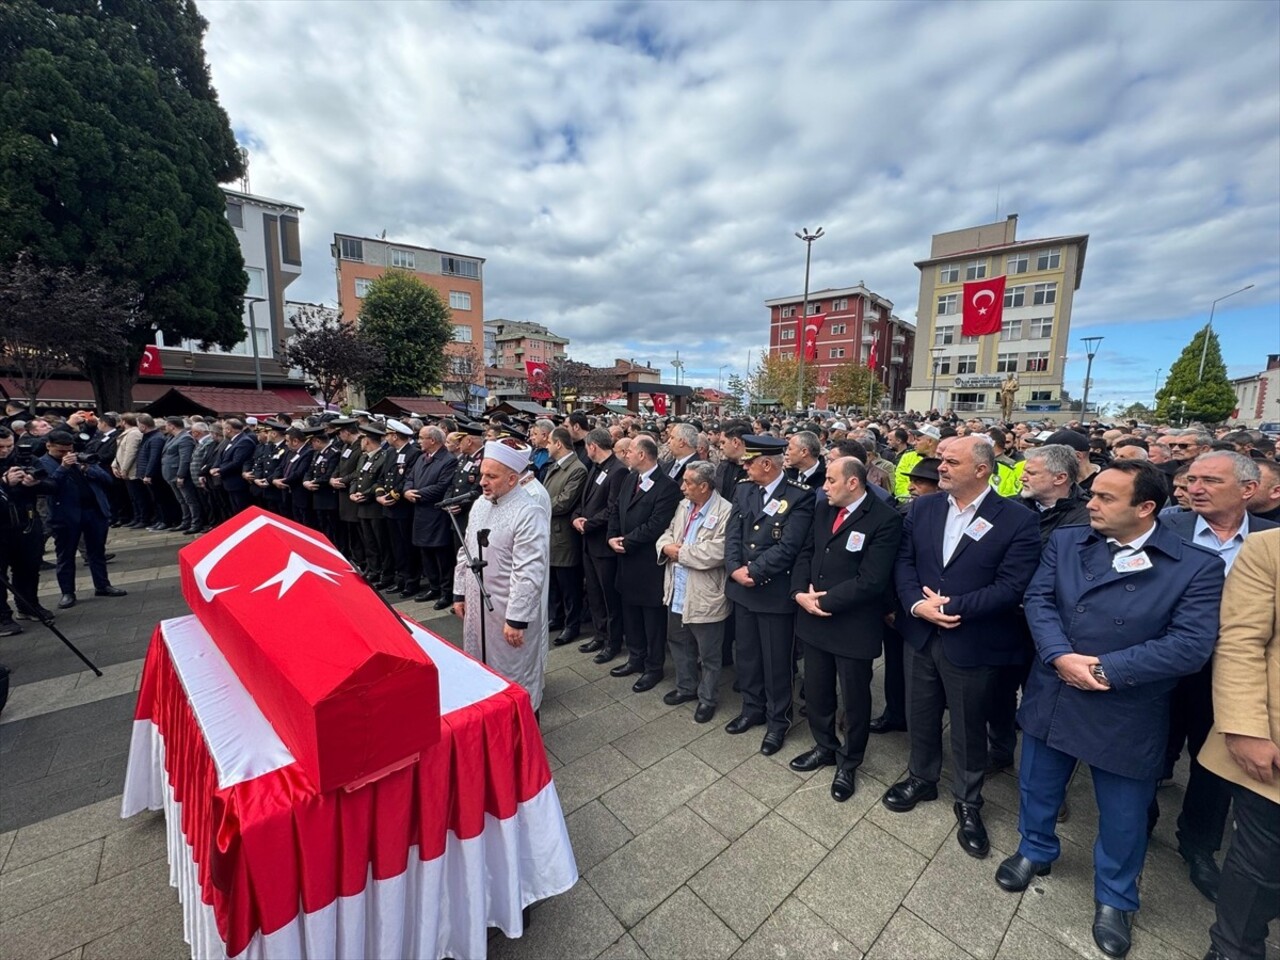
[0,839,102,923]
[630,886,741,960]
[689,814,827,939]
[726,753,807,806]
[774,768,885,849]
[543,701,646,764]
[560,678,621,718]
[3,797,132,873]
[686,722,767,775]
[586,806,728,928]
[544,665,592,701]
[855,728,912,787]
[794,820,927,954]
[488,880,626,960]
[866,791,956,859]
[866,907,974,960]
[611,707,715,769]
[601,748,720,835]
[97,810,166,882]
[0,739,57,787]
[1129,841,1219,959]
[564,800,634,873]
[993,916,1081,960]
[80,909,186,960]
[537,695,578,733]
[904,837,1021,959]
[619,684,683,723]
[595,932,648,960]
[0,830,13,872]
[686,777,769,842]
[554,745,642,815]
[731,895,860,960]
[0,768,105,836]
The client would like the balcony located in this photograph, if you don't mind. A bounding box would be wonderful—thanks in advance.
[892,333,906,345]
[862,333,876,344]
[890,355,904,364]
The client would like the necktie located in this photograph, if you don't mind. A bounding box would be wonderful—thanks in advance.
[1107,541,1125,555]
[832,506,849,534]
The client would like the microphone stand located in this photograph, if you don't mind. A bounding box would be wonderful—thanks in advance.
[442,503,493,666]
[0,570,101,676]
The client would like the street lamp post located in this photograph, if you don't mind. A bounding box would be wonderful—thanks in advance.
[793,227,824,414]
[1080,336,1104,421]
[717,364,728,393]
[1197,284,1254,380]
[244,295,267,392]
[929,347,944,413]
[1154,367,1162,408]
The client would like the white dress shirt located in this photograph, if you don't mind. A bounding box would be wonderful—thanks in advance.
[942,485,993,565]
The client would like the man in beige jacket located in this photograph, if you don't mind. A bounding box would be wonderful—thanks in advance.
[657,461,730,724]
[111,413,144,527]
[1200,528,1280,960]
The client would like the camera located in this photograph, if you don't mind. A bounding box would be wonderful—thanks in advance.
[12,444,47,480]
[74,452,101,466]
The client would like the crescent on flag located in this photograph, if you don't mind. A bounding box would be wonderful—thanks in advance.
[191,513,352,601]
[972,290,996,310]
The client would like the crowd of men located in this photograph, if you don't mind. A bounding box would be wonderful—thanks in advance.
[2,398,1277,960]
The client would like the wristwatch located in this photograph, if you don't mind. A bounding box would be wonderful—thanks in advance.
[1090,663,1109,686]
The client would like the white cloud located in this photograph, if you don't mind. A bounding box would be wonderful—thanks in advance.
[200,0,1280,401]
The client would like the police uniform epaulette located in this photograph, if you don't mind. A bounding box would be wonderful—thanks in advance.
[786,480,809,491]
[736,477,753,483]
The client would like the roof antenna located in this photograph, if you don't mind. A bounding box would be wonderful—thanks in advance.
[995,183,1001,220]
[238,146,250,194]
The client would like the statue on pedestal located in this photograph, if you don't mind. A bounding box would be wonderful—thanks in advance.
[999,373,1020,422]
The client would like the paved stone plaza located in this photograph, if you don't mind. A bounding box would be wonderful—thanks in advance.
[0,526,1275,960]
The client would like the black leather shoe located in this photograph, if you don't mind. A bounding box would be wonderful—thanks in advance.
[94,586,128,598]
[882,776,939,812]
[15,607,53,621]
[694,703,716,724]
[578,638,604,654]
[954,802,990,859]
[1092,902,1133,958]
[58,594,77,609]
[760,731,785,756]
[398,586,418,599]
[552,633,577,647]
[547,621,564,632]
[433,597,453,610]
[868,714,907,734]
[593,646,619,665]
[789,747,836,773]
[1180,847,1221,902]
[557,628,580,643]
[610,661,643,678]
[725,714,763,735]
[413,589,438,603]
[1202,946,1229,960]
[995,853,1051,892]
[663,690,697,706]
[1057,799,1070,823]
[631,671,662,693]
[103,552,117,562]
[831,769,856,802]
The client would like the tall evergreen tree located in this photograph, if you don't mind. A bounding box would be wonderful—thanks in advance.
[356,271,455,404]
[1155,326,1237,424]
[0,0,247,410]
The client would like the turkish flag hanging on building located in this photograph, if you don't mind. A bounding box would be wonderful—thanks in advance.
[961,276,1007,337]
[524,361,552,401]
[802,314,825,362]
[138,345,164,376]
[867,339,878,371]
[652,393,667,415]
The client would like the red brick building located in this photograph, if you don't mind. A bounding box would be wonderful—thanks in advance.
[765,284,915,410]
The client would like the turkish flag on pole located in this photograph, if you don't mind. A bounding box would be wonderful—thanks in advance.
[138,345,164,376]
[961,276,1007,337]
[524,361,552,401]
[867,339,878,371]
[652,393,667,415]
[803,314,825,362]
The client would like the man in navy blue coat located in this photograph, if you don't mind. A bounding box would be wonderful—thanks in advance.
[210,419,258,514]
[885,435,1041,859]
[997,460,1225,959]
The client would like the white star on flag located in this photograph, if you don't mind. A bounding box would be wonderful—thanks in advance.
[253,551,345,599]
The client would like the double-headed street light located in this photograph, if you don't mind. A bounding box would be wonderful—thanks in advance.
[244,295,267,392]
[1197,284,1254,380]
[1080,336,1104,420]
[928,346,944,413]
[794,227,824,414]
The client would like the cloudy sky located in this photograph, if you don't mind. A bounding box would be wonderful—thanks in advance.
[200,0,1280,411]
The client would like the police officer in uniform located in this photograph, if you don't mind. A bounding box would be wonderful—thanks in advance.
[377,419,421,598]
[304,422,342,542]
[279,426,317,526]
[352,423,394,588]
[442,422,486,544]
[253,421,289,514]
[723,435,815,755]
[328,419,364,568]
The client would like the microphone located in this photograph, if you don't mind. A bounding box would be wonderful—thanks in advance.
[477,529,490,548]
[436,492,474,509]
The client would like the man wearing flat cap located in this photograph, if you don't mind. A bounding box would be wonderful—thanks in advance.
[723,435,815,755]
[453,439,552,710]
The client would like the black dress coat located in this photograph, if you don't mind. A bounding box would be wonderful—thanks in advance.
[607,467,681,606]
[409,448,458,548]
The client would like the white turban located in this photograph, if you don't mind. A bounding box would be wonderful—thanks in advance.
[484,440,531,474]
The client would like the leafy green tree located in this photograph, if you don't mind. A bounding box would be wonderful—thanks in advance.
[1155,327,1237,424]
[1117,401,1154,422]
[0,0,247,410]
[754,353,818,412]
[357,271,455,403]
[825,362,885,411]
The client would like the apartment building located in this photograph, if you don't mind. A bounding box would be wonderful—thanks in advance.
[485,320,570,370]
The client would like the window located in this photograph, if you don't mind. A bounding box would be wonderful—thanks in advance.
[806,302,821,315]
[996,352,1018,373]
[780,306,796,318]
[1029,317,1053,339]
[441,256,480,279]
[1007,254,1029,274]
[452,324,473,343]
[354,277,373,298]
[781,351,794,359]
[1031,390,1052,401]
[339,237,364,261]
[449,291,472,310]
[937,293,958,316]
[951,392,987,409]
[1004,285,1025,308]
[831,298,848,311]
[1037,248,1061,271]
[938,265,959,284]
[280,216,301,266]
[244,267,265,299]
[960,333,980,345]
[933,324,955,347]
[1025,351,1049,372]
[935,357,952,375]
[965,260,987,281]
[1001,318,1023,340]
[780,328,795,340]
[225,201,243,228]
[1032,282,1057,306]
[829,347,846,359]
[390,249,416,269]
[830,323,846,335]
[956,354,978,374]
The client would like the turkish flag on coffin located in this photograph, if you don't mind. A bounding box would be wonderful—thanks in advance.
[961,276,1007,337]
[178,507,441,792]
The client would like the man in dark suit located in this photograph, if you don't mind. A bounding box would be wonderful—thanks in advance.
[545,426,589,644]
[999,460,1224,958]
[159,417,199,533]
[135,413,171,530]
[573,428,630,662]
[278,427,317,526]
[210,418,258,514]
[886,435,1041,859]
[377,420,421,598]
[784,430,826,489]
[304,425,342,543]
[329,420,365,568]
[38,431,127,609]
[1156,451,1275,901]
[607,434,681,691]
[723,435,815,755]
[714,420,749,501]
[789,456,903,801]
[405,425,457,608]
[658,422,701,481]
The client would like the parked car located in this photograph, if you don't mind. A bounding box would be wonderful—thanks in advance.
[1258,421,1280,439]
